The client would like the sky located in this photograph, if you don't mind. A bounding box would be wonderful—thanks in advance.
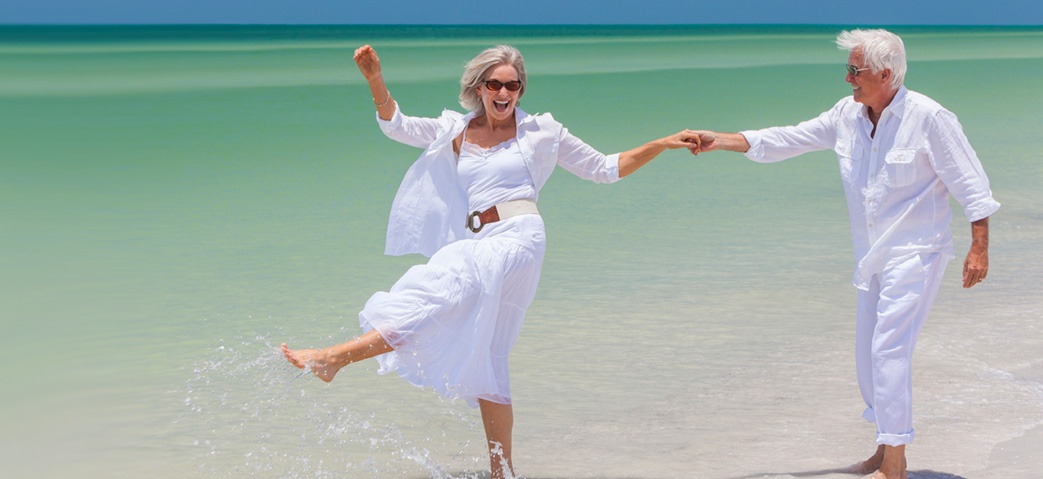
[3,0,1042,25]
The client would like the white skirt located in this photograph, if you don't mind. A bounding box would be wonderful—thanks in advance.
[359,214,546,408]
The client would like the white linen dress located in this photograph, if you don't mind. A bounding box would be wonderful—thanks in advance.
[359,105,620,408]
[359,131,547,408]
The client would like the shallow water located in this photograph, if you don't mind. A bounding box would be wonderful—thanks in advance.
[1,25,1041,479]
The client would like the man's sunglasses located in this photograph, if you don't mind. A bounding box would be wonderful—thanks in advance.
[483,80,523,92]
[846,64,871,76]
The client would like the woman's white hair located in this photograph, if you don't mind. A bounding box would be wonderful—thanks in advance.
[459,45,527,114]
[836,29,906,89]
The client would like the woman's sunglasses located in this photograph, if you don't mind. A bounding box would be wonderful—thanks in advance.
[483,80,523,92]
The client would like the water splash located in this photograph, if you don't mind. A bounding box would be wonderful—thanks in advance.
[181,334,489,478]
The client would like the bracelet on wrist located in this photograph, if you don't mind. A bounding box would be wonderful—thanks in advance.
[374,93,391,107]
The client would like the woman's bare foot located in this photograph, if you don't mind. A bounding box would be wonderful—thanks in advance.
[280,332,394,383]
[281,343,342,382]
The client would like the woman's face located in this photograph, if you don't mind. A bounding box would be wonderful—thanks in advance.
[478,63,522,123]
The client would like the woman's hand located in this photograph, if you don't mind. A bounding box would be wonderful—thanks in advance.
[354,45,395,120]
[671,129,704,154]
[354,45,383,81]
[619,129,704,177]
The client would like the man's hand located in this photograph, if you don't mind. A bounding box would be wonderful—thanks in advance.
[963,217,990,289]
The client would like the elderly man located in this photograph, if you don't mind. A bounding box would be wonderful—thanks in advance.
[692,29,1000,479]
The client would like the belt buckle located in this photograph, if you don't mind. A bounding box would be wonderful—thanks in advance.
[467,210,484,233]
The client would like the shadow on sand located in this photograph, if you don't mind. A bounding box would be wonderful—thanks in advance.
[412,469,968,479]
[725,468,968,479]
[409,475,645,479]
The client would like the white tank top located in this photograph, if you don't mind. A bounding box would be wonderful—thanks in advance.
[457,133,537,213]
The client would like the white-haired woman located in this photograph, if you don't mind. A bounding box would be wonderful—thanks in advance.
[282,44,699,478]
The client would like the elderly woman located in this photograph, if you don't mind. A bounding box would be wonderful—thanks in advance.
[282,44,698,478]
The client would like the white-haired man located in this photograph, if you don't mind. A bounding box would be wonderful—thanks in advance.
[691,29,1000,479]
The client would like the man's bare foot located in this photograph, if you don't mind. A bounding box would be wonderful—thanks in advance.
[856,445,906,479]
[281,343,342,382]
[844,445,885,474]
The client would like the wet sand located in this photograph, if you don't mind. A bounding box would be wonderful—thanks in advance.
[975,361,1043,479]
[979,423,1043,478]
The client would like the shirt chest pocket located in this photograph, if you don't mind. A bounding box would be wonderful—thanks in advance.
[835,139,864,183]
[884,148,918,188]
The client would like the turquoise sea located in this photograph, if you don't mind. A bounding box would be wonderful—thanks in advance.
[2,25,1041,479]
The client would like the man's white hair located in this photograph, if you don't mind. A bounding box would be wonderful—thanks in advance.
[836,29,906,89]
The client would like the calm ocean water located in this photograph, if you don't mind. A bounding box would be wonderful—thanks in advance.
[1,25,1041,479]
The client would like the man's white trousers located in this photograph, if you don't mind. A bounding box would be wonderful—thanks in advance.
[856,252,948,446]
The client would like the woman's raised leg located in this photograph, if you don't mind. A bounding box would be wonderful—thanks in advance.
[281,329,393,382]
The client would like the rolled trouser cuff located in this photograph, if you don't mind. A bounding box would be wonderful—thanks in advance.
[876,431,914,446]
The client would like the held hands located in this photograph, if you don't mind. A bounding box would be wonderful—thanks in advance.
[682,130,751,155]
[667,129,704,152]
[660,129,718,155]
[677,129,720,155]
[620,129,713,177]
[354,45,382,81]
[694,130,720,152]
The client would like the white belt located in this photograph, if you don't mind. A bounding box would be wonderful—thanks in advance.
[467,198,539,233]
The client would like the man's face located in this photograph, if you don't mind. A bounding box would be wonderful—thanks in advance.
[846,48,892,108]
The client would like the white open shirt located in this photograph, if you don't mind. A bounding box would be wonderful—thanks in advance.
[742,87,1001,290]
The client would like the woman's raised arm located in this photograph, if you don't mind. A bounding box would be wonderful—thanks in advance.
[354,45,396,121]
